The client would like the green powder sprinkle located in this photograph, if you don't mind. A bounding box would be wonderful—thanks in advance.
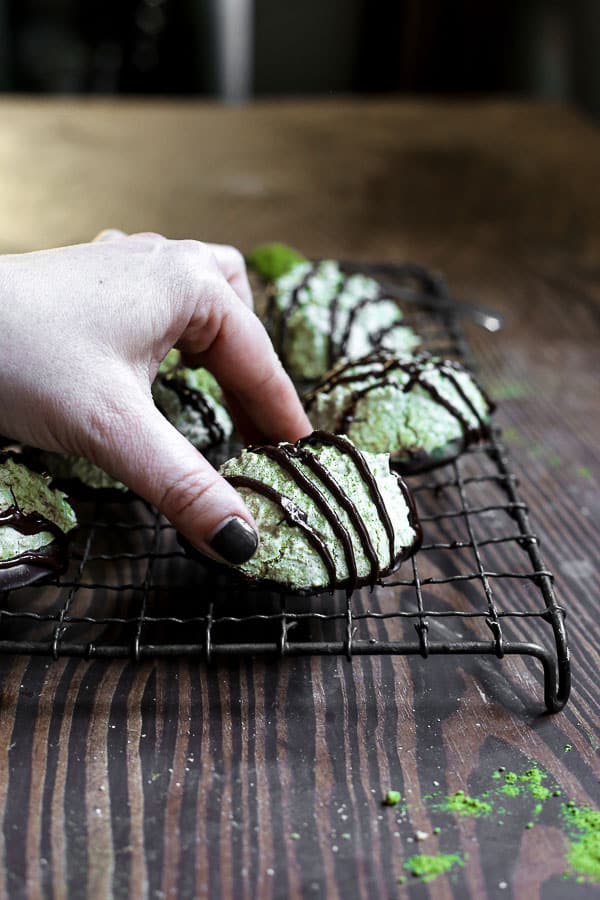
[439,791,492,818]
[564,805,600,834]
[576,467,592,480]
[384,790,401,806]
[495,767,550,803]
[500,784,521,798]
[404,853,464,883]
[520,768,551,801]
[562,803,600,882]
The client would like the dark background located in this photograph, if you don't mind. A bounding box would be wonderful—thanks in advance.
[0,0,598,117]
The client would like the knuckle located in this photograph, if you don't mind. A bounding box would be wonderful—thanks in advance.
[226,245,245,268]
[158,467,221,523]
[133,231,165,241]
[174,239,211,265]
[168,240,218,294]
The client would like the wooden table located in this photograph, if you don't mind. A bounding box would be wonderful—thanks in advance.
[0,99,598,898]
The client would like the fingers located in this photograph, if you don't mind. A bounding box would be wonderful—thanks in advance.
[88,232,307,447]
[92,230,253,308]
[89,392,259,563]
[178,277,312,444]
[206,243,254,308]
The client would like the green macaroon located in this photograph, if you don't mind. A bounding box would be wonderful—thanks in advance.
[205,431,422,594]
[152,366,233,453]
[0,453,77,589]
[266,260,421,381]
[304,350,494,473]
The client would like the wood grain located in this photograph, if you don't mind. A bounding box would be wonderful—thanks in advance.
[0,99,598,898]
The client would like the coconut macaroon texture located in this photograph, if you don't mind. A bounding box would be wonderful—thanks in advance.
[0,453,77,590]
[304,350,495,474]
[152,358,233,453]
[266,260,421,381]
[213,432,421,594]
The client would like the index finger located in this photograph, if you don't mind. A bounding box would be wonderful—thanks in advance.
[182,283,311,445]
[207,243,254,309]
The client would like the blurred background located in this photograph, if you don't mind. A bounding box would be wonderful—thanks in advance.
[0,0,598,116]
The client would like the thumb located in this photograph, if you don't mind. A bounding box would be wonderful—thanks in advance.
[91,396,258,565]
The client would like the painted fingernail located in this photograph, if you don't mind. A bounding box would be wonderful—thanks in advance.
[209,517,258,564]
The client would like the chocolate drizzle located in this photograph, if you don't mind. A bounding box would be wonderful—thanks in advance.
[0,504,69,575]
[156,374,226,449]
[251,445,359,594]
[304,350,494,456]
[291,446,381,584]
[272,263,414,372]
[335,290,386,362]
[225,474,338,590]
[275,265,315,368]
[224,431,421,593]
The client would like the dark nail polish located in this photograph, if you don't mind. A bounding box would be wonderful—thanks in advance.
[209,517,258,564]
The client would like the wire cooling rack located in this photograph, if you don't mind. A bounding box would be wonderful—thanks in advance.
[0,264,570,713]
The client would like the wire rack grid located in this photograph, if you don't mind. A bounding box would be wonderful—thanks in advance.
[0,264,570,713]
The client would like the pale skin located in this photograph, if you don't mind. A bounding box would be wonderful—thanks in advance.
[0,230,312,561]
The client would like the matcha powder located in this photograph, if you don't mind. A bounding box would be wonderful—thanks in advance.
[382,762,600,886]
[496,767,551,802]
[439,790,492,818]
[404,852,464,883]
[563,803,600,883]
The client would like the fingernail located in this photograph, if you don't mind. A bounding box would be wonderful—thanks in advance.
[93,228,126,242]
[209,517,258,564]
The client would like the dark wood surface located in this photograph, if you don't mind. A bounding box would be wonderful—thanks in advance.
[0,99,598,898]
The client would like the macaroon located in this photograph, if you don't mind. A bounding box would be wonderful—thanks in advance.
[189,431,422,595]
[304,349,494,473]
[0,453,77,589]
[152,366,233,453]
[266,260,421,381]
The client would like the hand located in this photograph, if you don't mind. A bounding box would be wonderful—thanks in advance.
[0,231,311,563]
